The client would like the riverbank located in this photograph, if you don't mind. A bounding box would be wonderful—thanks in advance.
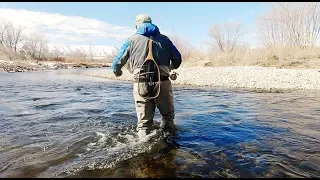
[89,66,320,92]
[2,59,320,92]
[0,59,112,73]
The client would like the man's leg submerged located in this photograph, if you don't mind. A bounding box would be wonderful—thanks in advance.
[133,83,156,137]
[155,80,175,131]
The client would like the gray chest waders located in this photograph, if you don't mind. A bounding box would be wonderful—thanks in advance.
[137,37,161,99]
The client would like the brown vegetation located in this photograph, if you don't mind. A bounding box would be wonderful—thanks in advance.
[1,2,320,70]
[0,18,115,66]
[169,2,320,69]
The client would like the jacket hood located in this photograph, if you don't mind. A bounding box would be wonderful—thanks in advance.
[136,23,160,37]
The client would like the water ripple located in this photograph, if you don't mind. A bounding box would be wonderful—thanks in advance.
[0,68,320,178]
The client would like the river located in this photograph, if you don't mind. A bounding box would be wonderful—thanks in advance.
[0,68,319,178]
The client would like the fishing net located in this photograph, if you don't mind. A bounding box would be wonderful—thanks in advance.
[137,39,161,99]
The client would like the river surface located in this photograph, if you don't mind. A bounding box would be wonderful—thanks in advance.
[0,68,319,178]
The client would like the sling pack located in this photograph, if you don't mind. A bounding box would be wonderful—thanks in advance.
[137,37,161,99]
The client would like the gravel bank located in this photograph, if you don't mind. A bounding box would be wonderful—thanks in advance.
[89,66,320,91]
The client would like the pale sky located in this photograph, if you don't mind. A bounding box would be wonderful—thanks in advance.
[0,2,271,51]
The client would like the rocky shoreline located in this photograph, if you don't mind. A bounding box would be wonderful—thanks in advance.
[2,60,320,92]
[0,60,111,73]
[88,66,320,92]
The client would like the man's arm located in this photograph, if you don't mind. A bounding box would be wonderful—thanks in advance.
[168,40,182,70]
[112,39,131,76]
[170,42,182,69]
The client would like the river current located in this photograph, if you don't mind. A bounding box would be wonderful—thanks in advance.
[0,68,319,178]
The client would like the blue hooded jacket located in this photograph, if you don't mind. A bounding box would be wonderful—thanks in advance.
[112,23,182,77]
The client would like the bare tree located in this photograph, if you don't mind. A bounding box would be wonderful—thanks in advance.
[110,48,117,58]
[66,46,87,59]
[47,44,64,61]
[21,32,48,60]
[0,19,11,47]
[102,48,116,62]
[102,49,109,58]
[168,35,202,61]
[0,19,24,53]
[257,12,284,48]
[3,22,24,52]
[77,47,88,58]
[258,2,320,48]
[88,44,96,61]
[208,21,246,53]
[66,45,72,55]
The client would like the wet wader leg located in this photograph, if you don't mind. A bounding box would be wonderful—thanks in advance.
[133,82,156,133]
[155,80,175,130]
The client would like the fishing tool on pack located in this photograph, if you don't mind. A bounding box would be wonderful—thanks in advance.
[137,37,161,99]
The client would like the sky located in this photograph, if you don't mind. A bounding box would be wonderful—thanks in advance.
[0,2,270,53]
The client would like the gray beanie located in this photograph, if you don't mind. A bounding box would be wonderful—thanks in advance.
[135,14,152,28]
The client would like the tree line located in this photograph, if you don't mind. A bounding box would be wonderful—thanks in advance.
[170,2,320,62]
[1,2,319,63]
[0,19,116,62]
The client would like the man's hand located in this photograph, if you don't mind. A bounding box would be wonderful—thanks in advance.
[169,71,178,80]
[114,70,122,77]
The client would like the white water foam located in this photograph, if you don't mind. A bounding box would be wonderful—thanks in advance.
[64,127,169,176]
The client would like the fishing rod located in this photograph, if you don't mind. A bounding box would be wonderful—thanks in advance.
[78,17,178,81]
[22,16,178,80]
[17,17,122,56]
[77,17,123,51]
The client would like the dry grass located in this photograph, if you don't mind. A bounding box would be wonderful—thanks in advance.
[63,56,113,65]
[182,46,320,69]
[1,37,320,70]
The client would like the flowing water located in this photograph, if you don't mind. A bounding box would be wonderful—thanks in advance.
[0,68,319,178]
